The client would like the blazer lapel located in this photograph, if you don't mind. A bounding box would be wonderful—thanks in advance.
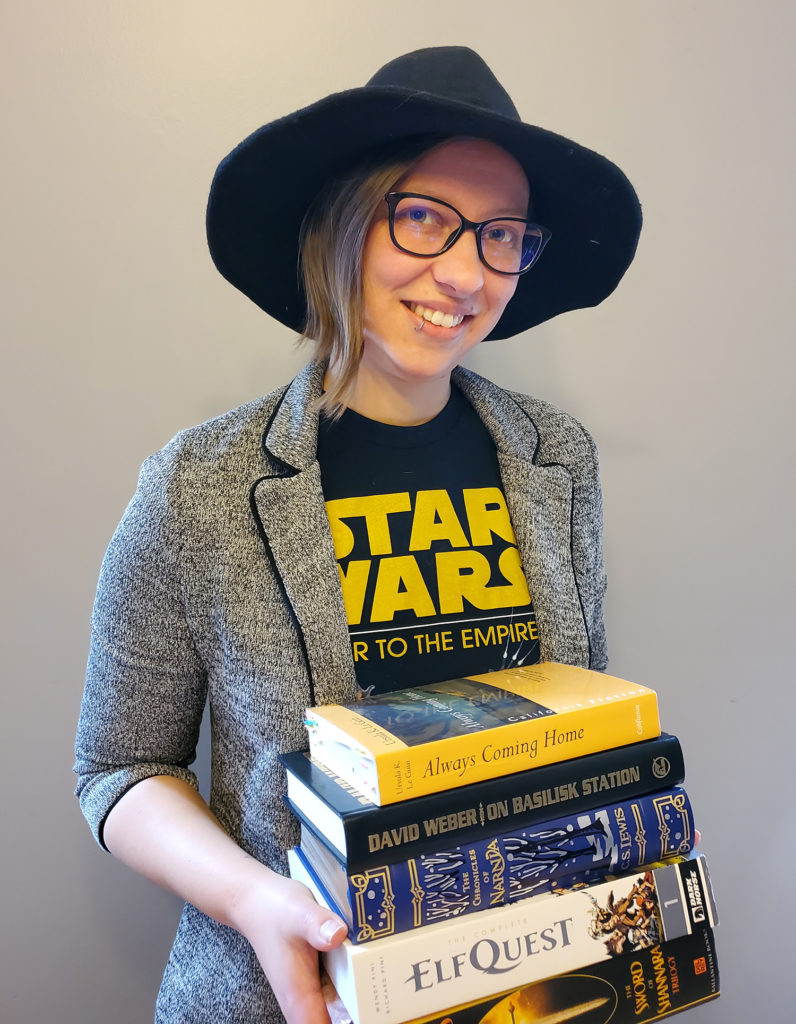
[454,368,591,667]
[250,363,358,708]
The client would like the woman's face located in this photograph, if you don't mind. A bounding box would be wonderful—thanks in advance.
[358,138,529,396]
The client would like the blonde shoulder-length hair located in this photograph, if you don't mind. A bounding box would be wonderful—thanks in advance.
[298,138,442,418]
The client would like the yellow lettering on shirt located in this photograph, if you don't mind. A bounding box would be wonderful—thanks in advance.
[409,490,469,551]
[326,487,534,629]
[337,560,370,626]
[371,556,437,622]
[463,487,515,546]
[436,546,531,614]
[326,493,411,558]
[497,546,532,606]
[435,549,492,613]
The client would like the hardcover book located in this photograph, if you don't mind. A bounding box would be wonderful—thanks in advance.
[300,786,695,942]
[289,849,717,1024]
[321,925,720,1024]
[281,734,685,871]
[303,662,660,805]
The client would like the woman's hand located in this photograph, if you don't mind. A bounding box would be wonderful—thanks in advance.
[233,871,348,1024]
[103,776,347,1024]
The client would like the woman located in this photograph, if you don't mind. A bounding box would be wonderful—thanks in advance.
[75,47,641,1024]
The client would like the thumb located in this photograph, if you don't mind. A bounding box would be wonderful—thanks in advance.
[294,888,348,950]
[317,914,348,950]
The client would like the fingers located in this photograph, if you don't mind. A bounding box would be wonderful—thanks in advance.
[275,977,329,1022]
[250,915,331,1024]
[244,876,348,1024]
[270,941,331,1024]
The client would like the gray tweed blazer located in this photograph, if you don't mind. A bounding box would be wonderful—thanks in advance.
[74,359,607,1023]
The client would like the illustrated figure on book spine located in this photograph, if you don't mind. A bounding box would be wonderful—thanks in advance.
[587,872,661,956]
[74,45,642,1023]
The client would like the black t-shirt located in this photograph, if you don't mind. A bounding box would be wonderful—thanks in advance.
[317,386,540,692]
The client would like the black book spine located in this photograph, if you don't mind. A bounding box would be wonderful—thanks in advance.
[338,733,684,870]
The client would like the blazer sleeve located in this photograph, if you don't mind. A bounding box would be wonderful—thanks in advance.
[74,447,207,848]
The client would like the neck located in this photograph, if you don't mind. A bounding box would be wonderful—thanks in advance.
[326,363,453,425]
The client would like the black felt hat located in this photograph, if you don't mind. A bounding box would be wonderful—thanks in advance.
[206,47,642,340]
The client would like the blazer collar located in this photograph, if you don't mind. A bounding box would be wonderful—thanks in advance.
[452,365,540,461]
[261,359,327,473]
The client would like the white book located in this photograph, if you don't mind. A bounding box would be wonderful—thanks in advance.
[288,847,717,1024]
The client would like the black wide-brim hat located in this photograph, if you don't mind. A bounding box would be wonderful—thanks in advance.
[207,47,642,340]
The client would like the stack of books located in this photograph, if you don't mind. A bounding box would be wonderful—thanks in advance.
[282,661,719,1023]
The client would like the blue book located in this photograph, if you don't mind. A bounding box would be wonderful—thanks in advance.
[299,786,695,942]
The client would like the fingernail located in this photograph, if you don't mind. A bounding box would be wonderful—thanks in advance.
[320,918,345,943]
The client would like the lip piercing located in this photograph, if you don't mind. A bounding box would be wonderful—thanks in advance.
[414,320,425,332]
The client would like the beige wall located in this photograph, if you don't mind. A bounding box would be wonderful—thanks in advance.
[3,2,794,1021]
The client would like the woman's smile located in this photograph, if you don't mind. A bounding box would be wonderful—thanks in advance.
[405,301,468,330]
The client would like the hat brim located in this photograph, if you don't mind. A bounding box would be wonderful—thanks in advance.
[206,86,642,340]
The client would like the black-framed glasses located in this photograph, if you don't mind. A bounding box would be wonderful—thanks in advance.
[384,192,551,276]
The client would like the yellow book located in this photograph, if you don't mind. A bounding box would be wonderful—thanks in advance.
[304,662,660,806]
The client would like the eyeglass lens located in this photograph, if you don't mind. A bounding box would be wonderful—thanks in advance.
[390,195,545,274]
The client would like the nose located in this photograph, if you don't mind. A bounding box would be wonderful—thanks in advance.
[430,229,485,296]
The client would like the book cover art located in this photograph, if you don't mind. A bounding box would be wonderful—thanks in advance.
[289,850,718,1024]
[302,787,695,942]
[304,662,660,804]
[322,925,720,1024]
[280,733,686,871]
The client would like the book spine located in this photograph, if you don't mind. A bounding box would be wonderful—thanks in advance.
[384,926,720,1024]
[374,689,661,804]
[289,849,716,1024]
[336,733,685,870]
[332,787,694,942]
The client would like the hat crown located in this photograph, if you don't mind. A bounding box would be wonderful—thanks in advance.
[366,46,521,121]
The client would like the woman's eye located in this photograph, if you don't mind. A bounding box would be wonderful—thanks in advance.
[395,201,450,230]
[484,225,516,245]
[401,206,436,225]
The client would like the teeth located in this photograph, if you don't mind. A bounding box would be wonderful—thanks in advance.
[410,303,465,329]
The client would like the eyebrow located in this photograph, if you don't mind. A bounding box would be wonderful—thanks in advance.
[399,187,530,220]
